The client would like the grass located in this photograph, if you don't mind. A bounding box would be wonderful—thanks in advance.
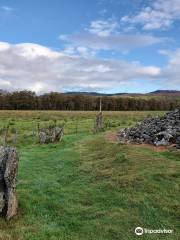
[0,110,164,146]
[0,111,179,240]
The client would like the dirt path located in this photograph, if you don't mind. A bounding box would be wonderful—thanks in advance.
[105,130,173,152]
[105,131,118,143]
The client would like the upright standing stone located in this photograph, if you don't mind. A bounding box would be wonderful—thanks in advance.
[94,111,104,133]
[0,146,19,220]
[94,98,104,133]
[38,126,64,144]
[51,127,64,143]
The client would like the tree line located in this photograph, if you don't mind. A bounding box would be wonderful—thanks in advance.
[0,91,179,111]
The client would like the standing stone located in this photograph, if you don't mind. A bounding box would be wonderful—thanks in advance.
[39,131,47,144]
[0,146,19,220]
[94,98,104,133]
[94,112,104,133]
[51,127,64,143]
[38,127,64,144]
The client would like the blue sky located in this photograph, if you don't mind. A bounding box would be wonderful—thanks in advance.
[0,0,180,93]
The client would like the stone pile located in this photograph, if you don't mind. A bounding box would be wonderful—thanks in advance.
[39,127,64,144]
[117,109,180,148]
[0,146,19,220]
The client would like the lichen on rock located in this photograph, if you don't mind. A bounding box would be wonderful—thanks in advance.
[0,146,19,220]
[38,126,64,144]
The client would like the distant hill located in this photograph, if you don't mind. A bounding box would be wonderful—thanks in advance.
[65,91,127,96]
[1,89,180,97]
[65,90,180,97]
[148,90,180,96]
[0,89,7,94]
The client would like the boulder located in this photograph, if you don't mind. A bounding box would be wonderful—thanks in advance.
[39,127,64,144]
[51,127,64,142]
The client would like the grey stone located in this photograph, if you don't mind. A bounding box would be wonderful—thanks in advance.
[39,131,47,144]
[0,146,19,220]
[39,127,64,144]
[94,112,104,133]
[117,109,180,149]
[51,127,64,143]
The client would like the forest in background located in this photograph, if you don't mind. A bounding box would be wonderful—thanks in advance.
[0,90,180,111]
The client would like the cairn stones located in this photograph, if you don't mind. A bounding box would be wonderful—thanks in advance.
[117,109,180,149]
[39,127,64,144]
[176,136,180,149]
[0,146,19,220]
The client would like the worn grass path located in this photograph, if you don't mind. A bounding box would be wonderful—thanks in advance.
[0,132,179,240]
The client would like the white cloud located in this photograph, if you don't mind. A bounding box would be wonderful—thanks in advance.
[29,82,49,93]
[160,49,180,86]
[121,0,180,30]
[59,19,164,53]
[76,46,96,57]
[0,42,10,51]
[87,20,118,37]
[62,45,96,57]
[0,79,11,87]
[15,43,62,59]
[60,33,163,52]
[0,41,163,93]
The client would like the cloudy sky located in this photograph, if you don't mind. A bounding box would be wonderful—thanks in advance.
[0,0,180,93]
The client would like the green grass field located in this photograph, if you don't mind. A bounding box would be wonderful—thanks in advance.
[0,111,179,240]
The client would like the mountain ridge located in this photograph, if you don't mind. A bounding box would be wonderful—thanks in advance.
[1,89,180,96]
[64,90,180,97]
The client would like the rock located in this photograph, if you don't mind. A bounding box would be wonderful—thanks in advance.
[117,109,180,149]
[94,112,104,133]
[51,127,64,143]
[155,138,169,146]
[39,131,47,144]
[176,136,180,149]
[155,131,174,146]
[0,146,19,220]
[39,127,64,144]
